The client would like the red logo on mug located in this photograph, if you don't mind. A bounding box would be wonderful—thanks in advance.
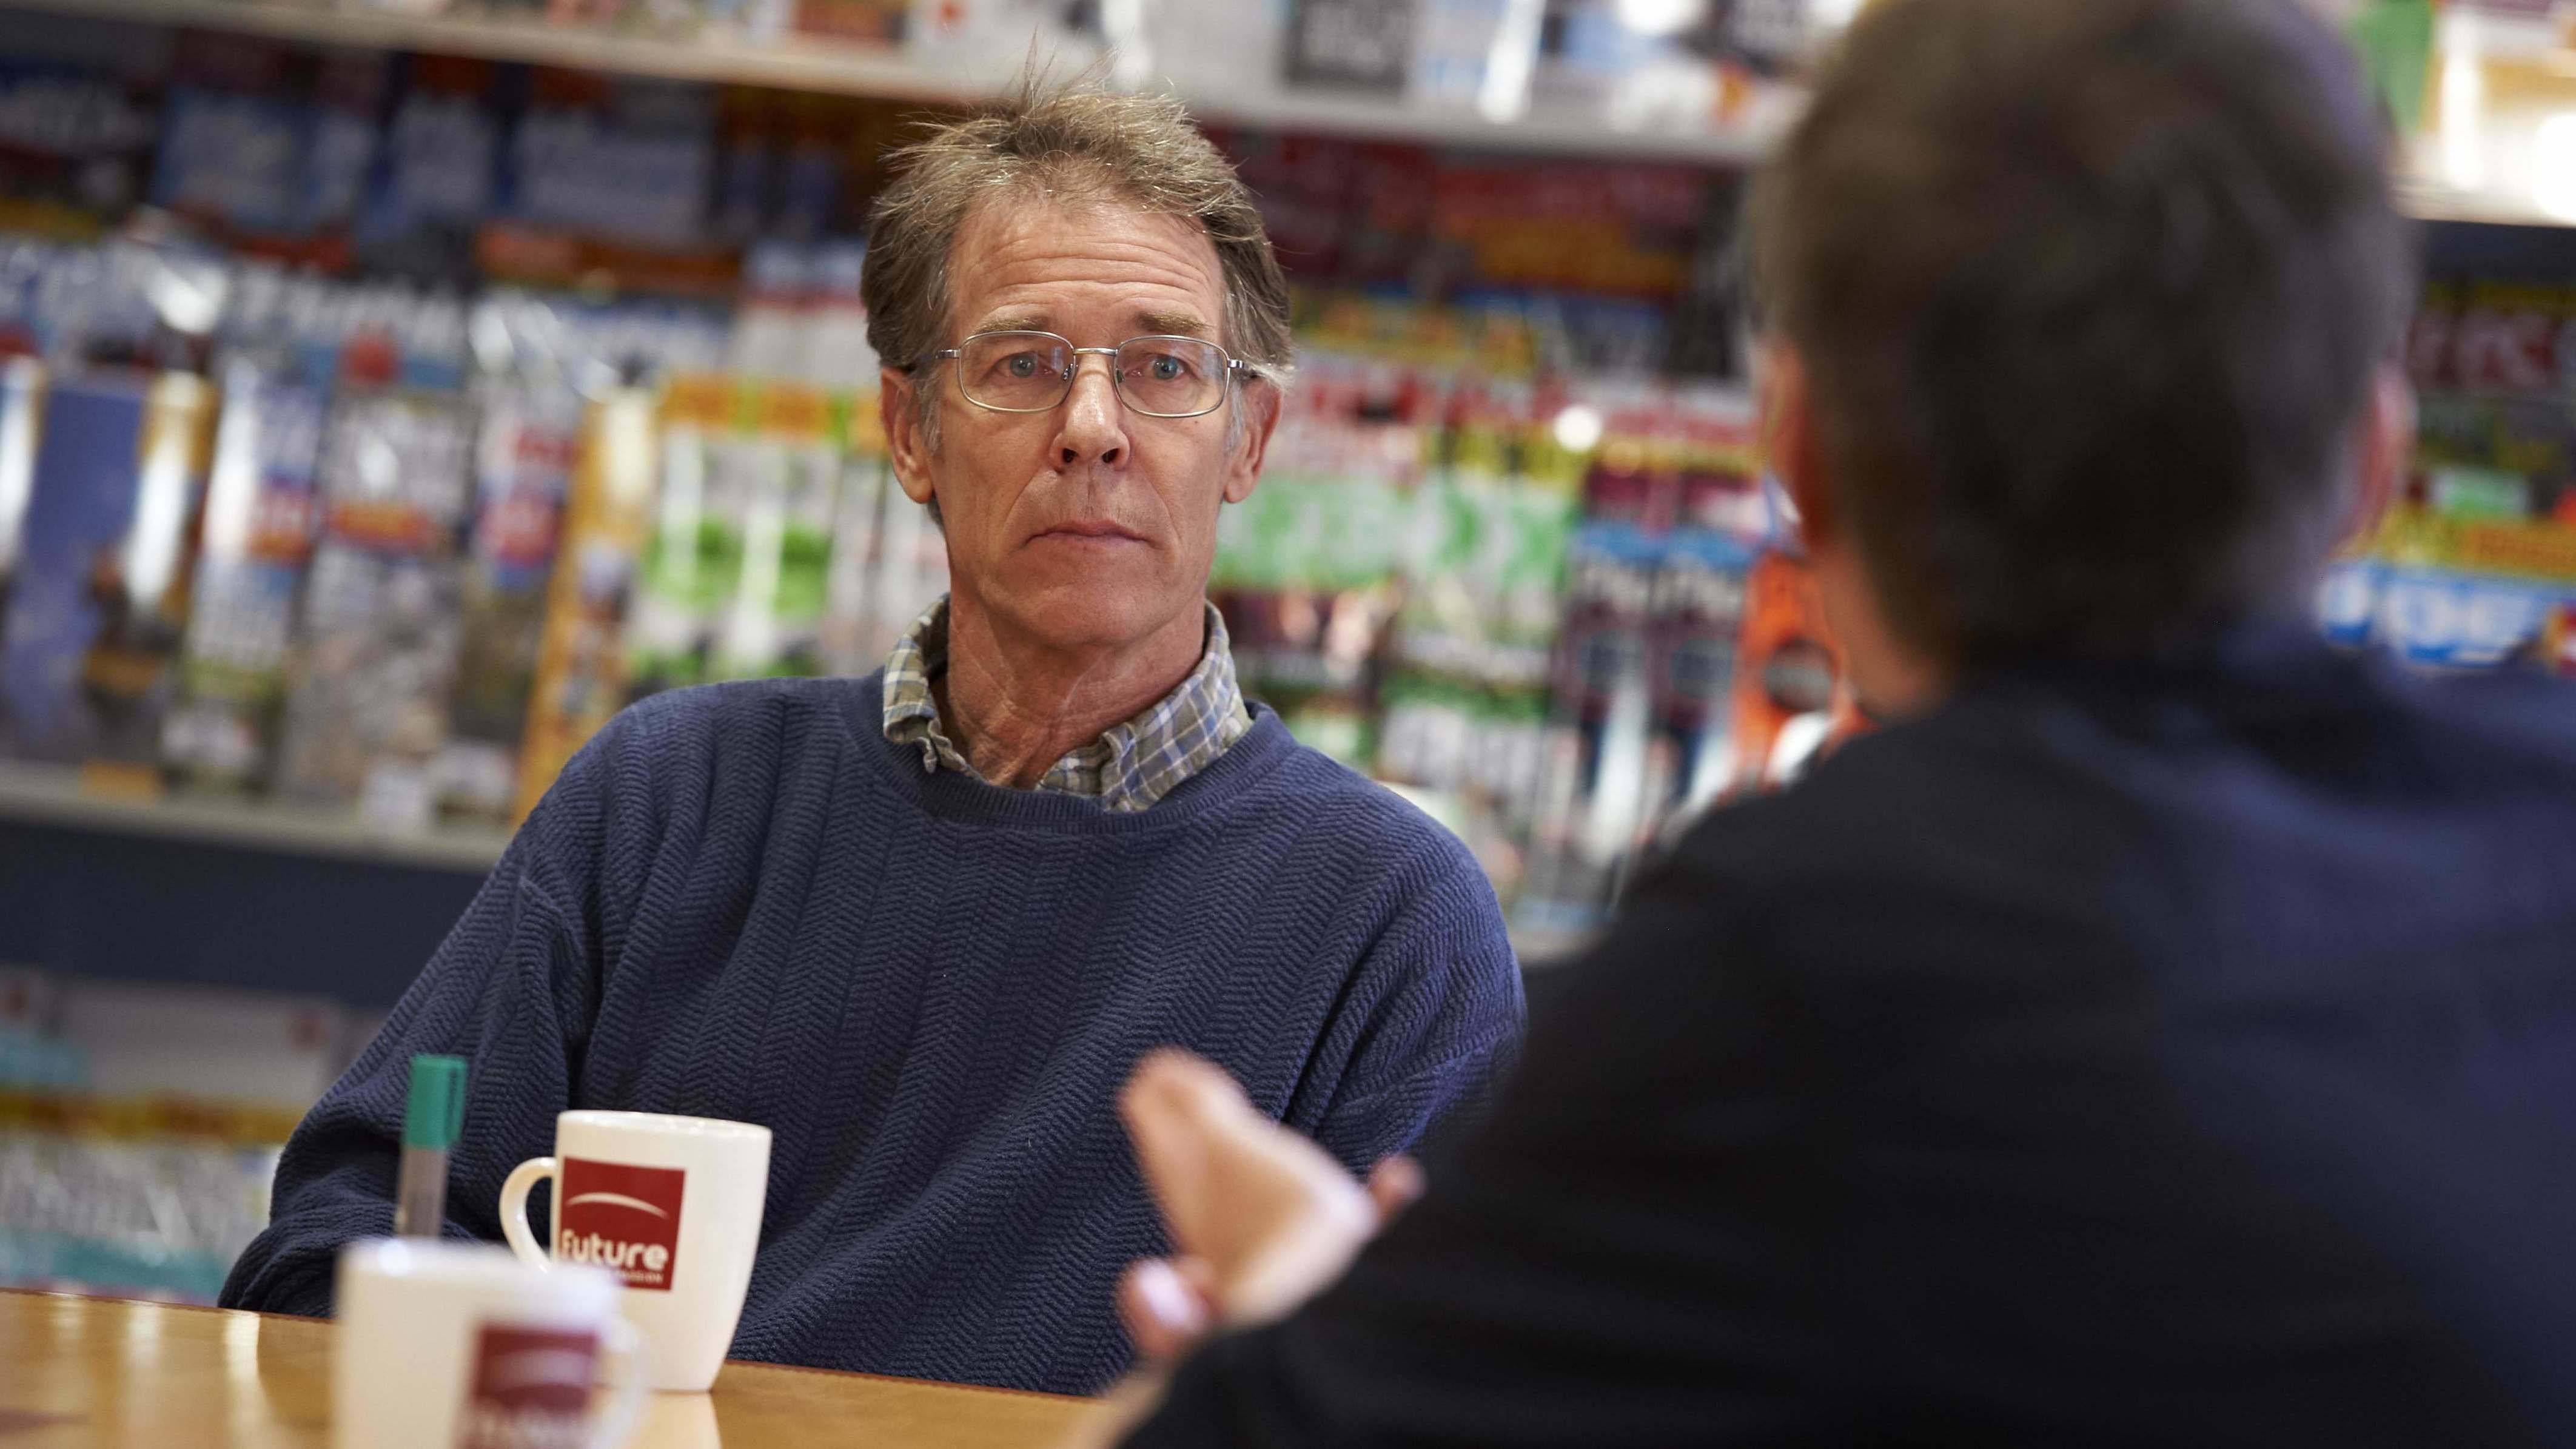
[457,1323,597,1449]
[557,1158,685,1292]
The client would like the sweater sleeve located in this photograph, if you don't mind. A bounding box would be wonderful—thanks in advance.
[1307,827,1526,1175]
[218,742,615,1317]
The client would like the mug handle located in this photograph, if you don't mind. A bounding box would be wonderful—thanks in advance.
[498,1156,559,1268]
[590,1316,649,1449]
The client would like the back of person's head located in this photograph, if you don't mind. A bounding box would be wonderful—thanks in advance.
[1754,0,2413,666]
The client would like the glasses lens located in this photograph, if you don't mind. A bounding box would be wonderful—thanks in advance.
[1115,337,1226,416]
[958,334,1071,411]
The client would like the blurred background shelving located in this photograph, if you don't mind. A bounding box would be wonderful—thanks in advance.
[5,0,2569,221]
[0,0,1800,162]
[0,758,506,867]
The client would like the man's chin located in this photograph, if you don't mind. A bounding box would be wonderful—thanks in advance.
[984,582,1196,654]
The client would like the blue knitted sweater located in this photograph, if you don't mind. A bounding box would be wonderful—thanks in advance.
[219,676,1523,1394]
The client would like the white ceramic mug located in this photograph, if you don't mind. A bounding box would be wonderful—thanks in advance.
[500,1109,773,1392]
[334,1238,645,1449]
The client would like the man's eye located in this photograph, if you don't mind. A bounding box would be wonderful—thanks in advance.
[1150,356,1184,381]
[1003,354,1042,378]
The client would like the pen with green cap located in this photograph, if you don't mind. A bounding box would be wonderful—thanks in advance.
[394,1054,466,1239]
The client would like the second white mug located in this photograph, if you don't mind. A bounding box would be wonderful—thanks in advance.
[500,1109,772,1391]
[334,1238,646,1449]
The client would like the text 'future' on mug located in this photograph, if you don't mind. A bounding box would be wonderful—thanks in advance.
[558,1158,687,1290]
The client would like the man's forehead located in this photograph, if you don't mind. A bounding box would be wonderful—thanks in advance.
[947,194,1224,338]
[969,306,1213,338]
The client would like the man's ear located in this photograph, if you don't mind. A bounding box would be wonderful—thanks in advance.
[1221,378,1284,506]
[881,366,937,508]
[2343,361,2412,550]
[1760,341,1838,554]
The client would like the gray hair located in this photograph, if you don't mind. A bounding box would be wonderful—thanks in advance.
[861,79,1295,456]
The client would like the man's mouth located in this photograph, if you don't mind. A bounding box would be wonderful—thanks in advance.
[1033,521,1149,544]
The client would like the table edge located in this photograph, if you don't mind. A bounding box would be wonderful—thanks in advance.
[0,1288,1098,1407]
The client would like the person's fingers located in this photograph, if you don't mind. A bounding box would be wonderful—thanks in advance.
[1121,1049,1290,1245]
[1120,1052,1232,1231]
[1118,1044,1384,1327]
[1123,1049,1262,1136]
[1119,1257,1214,1363]
[1172,1254,1221,1304]
[1365,1154,1426,1223]
[1119,1049,1233,1191]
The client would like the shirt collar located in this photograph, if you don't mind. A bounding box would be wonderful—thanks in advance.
[880,596,1252,813]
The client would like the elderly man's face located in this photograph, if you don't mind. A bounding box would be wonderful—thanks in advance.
[885,197,1276,656]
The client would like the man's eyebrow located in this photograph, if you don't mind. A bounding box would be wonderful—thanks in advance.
[971,313,1055,336]
[1136,311,1211,339]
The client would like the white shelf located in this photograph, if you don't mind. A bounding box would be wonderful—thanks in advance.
[1156,78,1790,164]
[12,0,965,100]
[0,0,1789,164]
[0,760,509,871]
[2399,175,2576,232]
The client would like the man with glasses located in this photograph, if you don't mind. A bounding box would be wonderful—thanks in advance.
[222,85,1523,1399]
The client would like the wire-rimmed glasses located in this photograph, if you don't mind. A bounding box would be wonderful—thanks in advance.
[927,331,1247,419]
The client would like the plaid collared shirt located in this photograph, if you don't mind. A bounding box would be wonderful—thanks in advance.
[881,597,1254,813]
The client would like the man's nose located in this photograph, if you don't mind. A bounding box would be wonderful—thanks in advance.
[1053,354,1130,471]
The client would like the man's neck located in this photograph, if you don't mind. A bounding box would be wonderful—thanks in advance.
[935,591,1211,789]
[1811,546,1950,724]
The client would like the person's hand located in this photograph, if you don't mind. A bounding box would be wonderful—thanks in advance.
[1116,1049,1424,1363]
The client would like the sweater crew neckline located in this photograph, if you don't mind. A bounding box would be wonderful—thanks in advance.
[841,671,1302,833]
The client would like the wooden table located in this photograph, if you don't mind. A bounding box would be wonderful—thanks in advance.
[0,1289,1106,1448]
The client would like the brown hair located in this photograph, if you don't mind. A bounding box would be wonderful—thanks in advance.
[861,80,1294,447]
[1753,0,2413,665]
